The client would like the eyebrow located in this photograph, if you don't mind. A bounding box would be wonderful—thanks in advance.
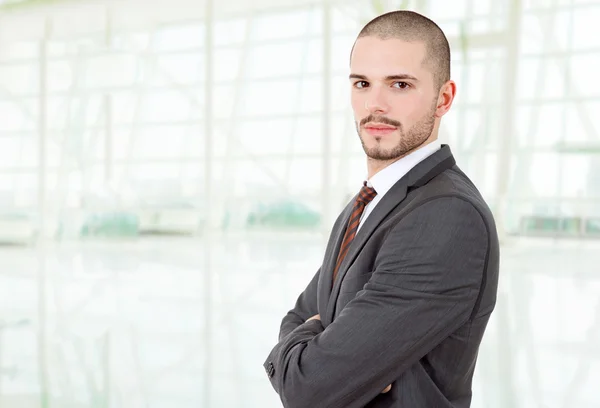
[349,73,419,82]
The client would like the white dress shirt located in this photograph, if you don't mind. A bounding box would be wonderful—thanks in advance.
[357,141,442,233]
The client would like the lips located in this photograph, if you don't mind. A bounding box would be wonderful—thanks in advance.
[364,123,397,136]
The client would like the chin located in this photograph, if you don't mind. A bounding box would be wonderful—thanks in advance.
[362,132,395,143]
[372,138,400,150]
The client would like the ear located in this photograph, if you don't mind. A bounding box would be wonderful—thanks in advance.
[434,80,457,118]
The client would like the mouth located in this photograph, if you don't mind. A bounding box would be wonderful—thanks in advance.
[364,123,397,136]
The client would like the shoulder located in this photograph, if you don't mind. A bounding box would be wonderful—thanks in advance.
[409,166,495,225]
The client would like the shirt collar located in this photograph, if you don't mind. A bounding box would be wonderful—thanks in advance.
[365,141,442,197]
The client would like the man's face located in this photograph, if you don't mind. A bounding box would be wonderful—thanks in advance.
[350,37,440,161]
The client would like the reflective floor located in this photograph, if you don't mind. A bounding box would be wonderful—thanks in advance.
[0,233,599,408]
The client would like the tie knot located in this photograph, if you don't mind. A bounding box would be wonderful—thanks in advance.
[357,183,377,205]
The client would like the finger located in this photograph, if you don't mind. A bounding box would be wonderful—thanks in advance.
[381,384,392,393]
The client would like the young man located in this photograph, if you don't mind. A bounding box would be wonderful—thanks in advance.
[263,10,500,408]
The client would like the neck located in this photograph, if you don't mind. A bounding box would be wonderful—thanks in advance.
[367,157,399,179]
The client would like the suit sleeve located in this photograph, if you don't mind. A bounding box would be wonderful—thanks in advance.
[262,197,489,408]
[278,266,321,341]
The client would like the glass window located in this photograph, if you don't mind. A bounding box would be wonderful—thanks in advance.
[85,54,139,88]
[249,9,320,41]
[572,5,600,50]
[154,54,204,86]
[0,63,38,95]
[155,24,205,51]
[246,41,308,78]
[214,48,243,82]
[139,90,196,123]
[238,79,301,116]
[569,54,600,97]
[0,40,37,61]
[234,118,296,155]
[426,0,469,20]
[214,17,249,46]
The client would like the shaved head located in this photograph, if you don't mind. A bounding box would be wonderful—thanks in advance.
[354,10,451,91]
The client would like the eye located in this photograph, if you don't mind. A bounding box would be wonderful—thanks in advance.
[354,81,369,89]
[392,81,410,89]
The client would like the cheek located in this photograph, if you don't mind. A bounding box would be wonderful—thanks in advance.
[350,94,365,116]
[394,94,429,120]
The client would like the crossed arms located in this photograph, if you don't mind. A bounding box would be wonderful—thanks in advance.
[263,197,489,408]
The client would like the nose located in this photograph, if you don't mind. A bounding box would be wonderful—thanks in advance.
[365,87,389,114]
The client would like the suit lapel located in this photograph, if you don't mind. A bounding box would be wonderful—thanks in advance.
[318,199,355,322]
[325,145,456,321]
[325,182,408,320]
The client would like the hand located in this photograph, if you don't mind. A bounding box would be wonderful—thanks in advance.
[381,384,392,393]
[307,314,320,322]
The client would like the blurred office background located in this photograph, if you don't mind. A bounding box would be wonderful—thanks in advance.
[0,0,598,406]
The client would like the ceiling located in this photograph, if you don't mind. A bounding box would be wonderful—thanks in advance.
[0,0,333,43]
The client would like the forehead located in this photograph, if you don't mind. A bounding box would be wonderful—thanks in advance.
[350,36,427,76]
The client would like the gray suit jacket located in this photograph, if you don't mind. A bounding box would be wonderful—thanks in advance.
[263,145,500,408]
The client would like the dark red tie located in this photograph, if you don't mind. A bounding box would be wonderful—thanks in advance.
[332,182,377,283]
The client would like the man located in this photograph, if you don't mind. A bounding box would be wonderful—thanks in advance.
[263,10,499,408]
